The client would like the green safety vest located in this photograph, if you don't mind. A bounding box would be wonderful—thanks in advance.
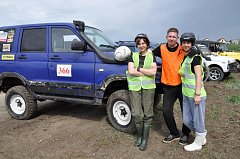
[126,52,156,91]
[179,55,207,97]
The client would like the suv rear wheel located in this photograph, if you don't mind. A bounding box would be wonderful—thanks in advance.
[209,67,224,81]
[107,90,135,133]
[5,86,37,119]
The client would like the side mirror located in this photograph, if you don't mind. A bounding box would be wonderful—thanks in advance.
[73,20,85,32]
[71,40,86,51]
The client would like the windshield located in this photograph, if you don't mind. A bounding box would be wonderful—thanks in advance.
[198,45,212,56]
[84,27,117,52]
[219,43,229,52]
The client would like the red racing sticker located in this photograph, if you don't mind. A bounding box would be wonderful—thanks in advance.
[57,64,72,77]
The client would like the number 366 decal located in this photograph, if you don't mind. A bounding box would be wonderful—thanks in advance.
[57,64,72,77]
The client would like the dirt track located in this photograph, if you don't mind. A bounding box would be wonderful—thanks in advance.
[0,74,240,159]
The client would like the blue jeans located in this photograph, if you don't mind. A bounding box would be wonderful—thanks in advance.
[183,95,206,133]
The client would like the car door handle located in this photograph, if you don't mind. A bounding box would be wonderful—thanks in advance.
[50,55,61,60]
[18,55,27,59]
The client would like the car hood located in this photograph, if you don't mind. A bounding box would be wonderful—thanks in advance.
[221,51,240,55]
[101,51,162,66]
[219,52,240,60]
[208,55,236,63]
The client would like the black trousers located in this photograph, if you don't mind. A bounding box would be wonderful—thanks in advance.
[162,84,191,136]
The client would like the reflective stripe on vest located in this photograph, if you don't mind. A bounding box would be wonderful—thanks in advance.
[126,52,156,91]
[179,54,206,97]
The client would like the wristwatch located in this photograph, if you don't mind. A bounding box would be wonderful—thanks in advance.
[137,67,140,72]
[195,93,201,96]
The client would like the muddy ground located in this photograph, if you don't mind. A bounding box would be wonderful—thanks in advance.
[0,73,239,159]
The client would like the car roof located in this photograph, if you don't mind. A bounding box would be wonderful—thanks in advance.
[0,22,98,31]
[117,41,158,47]
[195,44,207,47]
[196,40,221,44]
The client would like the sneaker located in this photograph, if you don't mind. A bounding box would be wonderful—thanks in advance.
[162,134,180,143]
[179,135,189,145]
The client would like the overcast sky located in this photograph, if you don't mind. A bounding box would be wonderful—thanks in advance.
[0,0,239,43]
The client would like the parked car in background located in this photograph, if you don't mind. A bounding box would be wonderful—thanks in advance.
[196,40,240,64]
[218,43,240,63]
[195,44,240,81]
[116,41,159,52]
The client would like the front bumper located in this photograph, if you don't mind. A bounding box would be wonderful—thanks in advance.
[228,62,240,72]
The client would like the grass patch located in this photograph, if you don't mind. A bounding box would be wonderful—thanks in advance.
[227,95,240,105]
[224,76,240,89]
[227,110,238,118]
[227,43,240,52]
[208,105,220,120]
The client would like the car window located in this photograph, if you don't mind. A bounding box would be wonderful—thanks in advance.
[84,27,117,52]
[20,28,46,52]
[51,27,81,53]
[127,46,136,52]
[198,46,212,56]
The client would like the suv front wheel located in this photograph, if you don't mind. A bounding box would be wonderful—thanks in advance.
[209,67,224,81]
[5,86,37,120]
[107,90,135,133]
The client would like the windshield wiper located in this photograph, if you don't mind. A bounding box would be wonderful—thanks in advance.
[99,44,117,49]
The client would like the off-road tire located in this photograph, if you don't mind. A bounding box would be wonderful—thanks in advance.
[5,86,37,120]
[209,67,224,81]
[107,90,135,133]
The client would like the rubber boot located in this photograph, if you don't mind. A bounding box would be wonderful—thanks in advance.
[184,131,206,151]
[139,125,150,151]
[134,123,143,147]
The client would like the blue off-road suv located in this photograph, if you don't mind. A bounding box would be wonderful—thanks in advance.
[0,20,162,133]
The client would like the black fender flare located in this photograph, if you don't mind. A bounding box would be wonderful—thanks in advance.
[98,74,127,91]
[95,74,127,99]
[0,72,28,86]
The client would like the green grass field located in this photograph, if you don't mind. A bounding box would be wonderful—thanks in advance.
[227,43,240,52]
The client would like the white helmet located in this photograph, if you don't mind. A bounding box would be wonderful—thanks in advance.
[114,46,131,61]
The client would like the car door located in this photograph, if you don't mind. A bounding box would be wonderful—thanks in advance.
[15,26,49,93]
[48,26,95,97]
